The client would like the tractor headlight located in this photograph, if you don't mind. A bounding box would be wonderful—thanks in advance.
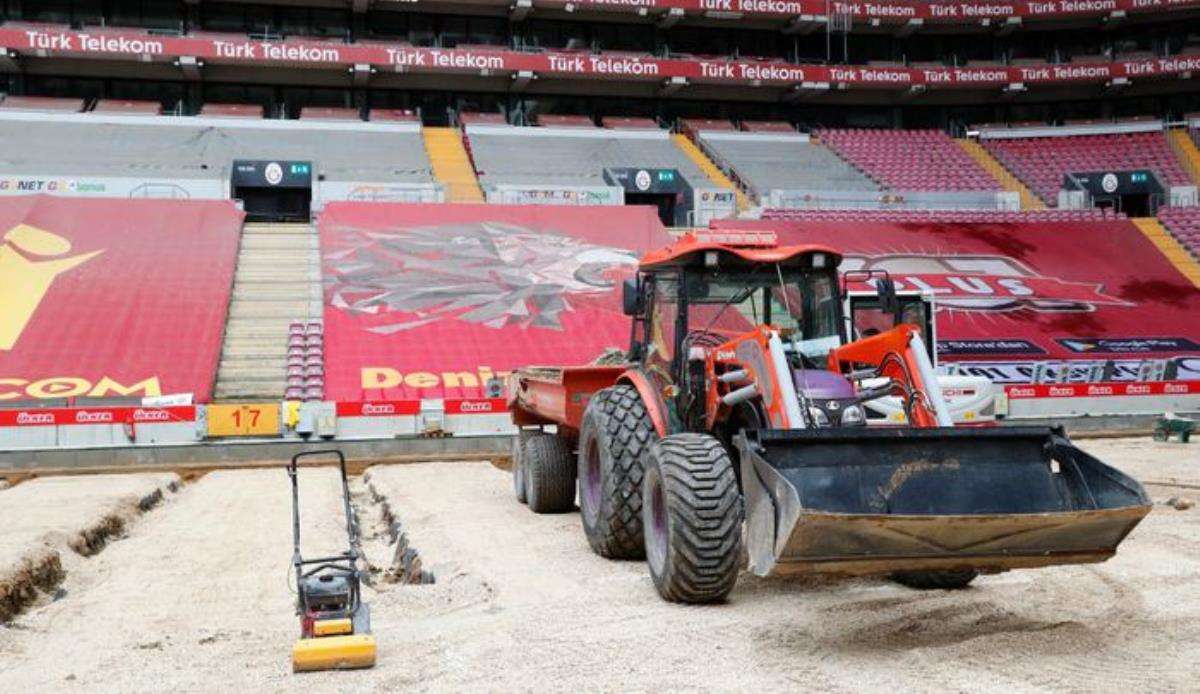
[840,404,867,427]
[808,406,829,427]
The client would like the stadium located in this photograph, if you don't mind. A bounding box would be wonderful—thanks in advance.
[0,0,1199,689]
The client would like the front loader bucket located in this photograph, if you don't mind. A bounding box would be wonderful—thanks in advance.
[736,427,1151,578]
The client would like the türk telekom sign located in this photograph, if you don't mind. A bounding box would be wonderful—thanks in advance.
[1,25,1198,91]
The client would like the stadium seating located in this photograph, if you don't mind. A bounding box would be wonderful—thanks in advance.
[0,95,85,113]
[285,321,326,402]
[983,132,1191,205]
[602,117,660,130]
[1159,206,1200,258]
[761,208,1124,222]
[199,103,264,119]
[816,129,1001,192]
[92,100,162,115]
[0,112,435,186]
[696,130,877,202]
[466,123,710,189]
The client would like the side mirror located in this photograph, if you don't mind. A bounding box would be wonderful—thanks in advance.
[876,277,900,319]
[622,277,643,316]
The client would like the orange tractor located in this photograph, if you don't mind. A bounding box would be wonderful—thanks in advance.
[508,231,1150,603]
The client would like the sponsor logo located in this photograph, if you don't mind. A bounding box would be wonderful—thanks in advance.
[15,411,55,425]
[1086,385,1114,396]
[1048,386,1076,397]
[842,253,1131,313]
[457,401,494,413]
[0,376,162,401]
[1008,386,1037,397]
[74,410,114,424]
[1057,337,1200,354]
[1101,173,1119,193]
[634,170,652,191]
[937,339,1046,356]
[1165,383,1189,394]
[1,224,103,351]
[133,408,171,422]
[1124,383,1152,395]
[264,162,284,186]
[361,403,397,416]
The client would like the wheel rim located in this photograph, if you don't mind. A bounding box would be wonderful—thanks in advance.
[646,470,668,574]
[582,439,602,523]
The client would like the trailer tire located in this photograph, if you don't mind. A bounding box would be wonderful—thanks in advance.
[642,433,742,603]
[512,431,530,504]
[525,434,576,514]
[578,385,657,559]
[891,570,978,590]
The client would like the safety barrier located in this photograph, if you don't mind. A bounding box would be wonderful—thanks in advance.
[1,385,1197,451]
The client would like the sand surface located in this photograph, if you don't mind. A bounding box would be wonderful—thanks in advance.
[0,438,1196,692]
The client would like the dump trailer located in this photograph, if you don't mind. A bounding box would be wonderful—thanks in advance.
[508,231,1150,604]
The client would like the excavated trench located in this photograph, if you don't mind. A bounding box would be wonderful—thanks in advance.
[0,478,180,623]
[355,472,436,586]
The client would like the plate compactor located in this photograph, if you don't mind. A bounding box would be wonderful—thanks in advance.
[288,451,377,672]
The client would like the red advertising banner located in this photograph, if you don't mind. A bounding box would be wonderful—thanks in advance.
[0,406,197,427]
[320,203,670,401]
[1004,381,1200,398]
[716,218,1200,363]
[0,23,1197,92]
[0,195,243,403]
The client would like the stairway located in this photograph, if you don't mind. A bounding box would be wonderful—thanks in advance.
[957,139,1046,210]
[671,133,750,212]
[213,222,323,401]
[1167,128,1200,187]
[423,127,485,203]
[1131,217,1200,289]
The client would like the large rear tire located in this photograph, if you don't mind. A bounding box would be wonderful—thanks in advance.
[642,433,742,603]
[577,385,657,559]
[891,570,978,590]
[525,434,576,513]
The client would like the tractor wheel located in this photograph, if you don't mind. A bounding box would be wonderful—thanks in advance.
[891,570,978,590]
[525,434,576,514]
[512,430,530,504]
[642,433,742,603]
[577,385,657,559]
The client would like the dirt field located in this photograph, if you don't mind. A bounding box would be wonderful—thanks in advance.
[0,437,1197,692]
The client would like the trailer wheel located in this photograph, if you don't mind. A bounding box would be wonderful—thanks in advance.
[891,570,978,590]
[642,433,742,604]
[578,385,657,559]
[525,434,576,513]
[512,432,528,504]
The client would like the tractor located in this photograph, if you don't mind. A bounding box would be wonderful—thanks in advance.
[508,231,1150,603]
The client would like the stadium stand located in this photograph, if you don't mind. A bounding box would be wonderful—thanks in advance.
[0,111,437,192]
[0,95,84,113]
[466,123,710,190]
[92,100,162,115]
[983,131,1192,206]
[198,103,264,119]
[696,129,877,204]
[1160,206,1200,258]
[0,196,243,404]
[215,222,323,402]
[816,129,1002,193]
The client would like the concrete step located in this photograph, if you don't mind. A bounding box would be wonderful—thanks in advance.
[217,362,287,377]
[238,238,317,251]
[213,382,287,400]
[231,286,321,301]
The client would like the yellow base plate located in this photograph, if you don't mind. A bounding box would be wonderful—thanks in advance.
[292,634,377,672]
